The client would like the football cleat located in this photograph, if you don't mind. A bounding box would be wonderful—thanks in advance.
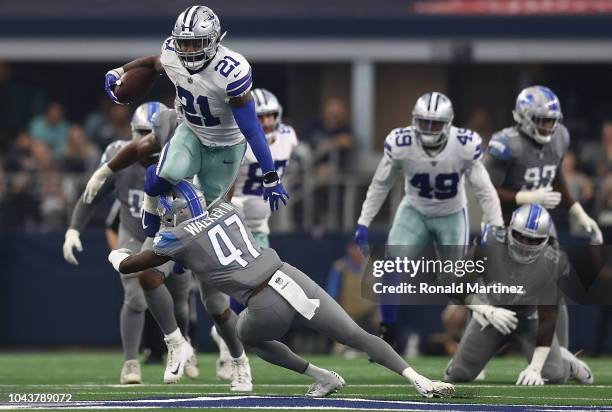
[561,348,594,384]
[163,337,194,384]
[184,352,200,380]
[120,360,141,384]
[210,326,232,381]
[230,355,253,392]
[305,370,345,397]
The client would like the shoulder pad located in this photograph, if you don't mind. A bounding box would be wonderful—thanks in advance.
[161,37,175,53]
[210,47,252,98]
[153,229,183,257]
[384,127,413,159]
[454,127,483,160]
[100,140,129,164]
[487,128,517,161]
[152,109,178,147]
[278,124,298,145]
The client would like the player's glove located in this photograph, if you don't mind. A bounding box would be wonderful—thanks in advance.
[354,224,369,255]
[467,305,518,335]
[403,367,455,398]
[569,202,603,245]
[108,248,133,272]
[262,171,289,211]
[480,224,506,244]
[142,193,161,237]
[105,67,125,105]
[516,346,550,386]
[515,187,562,210]
[63,228,83,266]
[83,163,114,203]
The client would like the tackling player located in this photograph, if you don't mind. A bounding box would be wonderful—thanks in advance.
[483,85,603,351]
[101,6,288,240]
[354,92,504,347]
[62,102,194,384]
[108,181,456,399]
[445,204,593,386]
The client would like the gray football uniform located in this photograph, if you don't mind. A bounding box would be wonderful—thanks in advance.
[445,236,570,383]
[483,125,569,221]
[152,108,179,149]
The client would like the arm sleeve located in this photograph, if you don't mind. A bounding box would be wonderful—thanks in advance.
[466,160,504,226]
[152,230,185,258]
[231,99,274,173]
[69,175,114,232]
[357,150,401,227]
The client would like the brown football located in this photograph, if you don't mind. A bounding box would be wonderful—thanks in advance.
[114,67,158,104]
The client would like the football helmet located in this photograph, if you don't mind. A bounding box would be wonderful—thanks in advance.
[131,101,168,140]
[507,204,551,264]
[412,92,454,148]
[158,181,208,227]
[513,86,563,145]
[252,88,283,137]
[172,6,225,71]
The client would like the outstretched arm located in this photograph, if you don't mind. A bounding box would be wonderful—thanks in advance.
[111,249,171,274]
[106,133,161,172]
[466,160,504,227]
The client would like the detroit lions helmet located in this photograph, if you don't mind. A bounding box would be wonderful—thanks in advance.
[252,88,283,137]
[158,181,208,228]
[507,204,552,264]
[131,101,168,140]
[513,86,563,145]
[172,6,224,71]
[412,92,454,148]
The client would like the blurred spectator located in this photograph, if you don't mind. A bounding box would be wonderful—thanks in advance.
[2,171,40,231]
[304,97,354,177]
[563,151,594,206]
[595,121,612,178]
[466,106,494,143]
[3,131,36,173]
[326,243,378,357]
[29,102,70,155]
[61,125,100,174]
[595,176,612,241]
[92,104,133,149]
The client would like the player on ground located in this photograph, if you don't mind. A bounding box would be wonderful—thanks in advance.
[81,107,252,388]
[62,102,193,384]
[354,92,504,347]
[445,204,594,385]
[483,85,603,351]
[102,6,288,239]
[108,181,455,399]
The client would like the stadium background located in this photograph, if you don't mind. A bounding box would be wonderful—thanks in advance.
[1,0,611,357]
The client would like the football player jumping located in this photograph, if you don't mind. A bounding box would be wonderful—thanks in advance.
[354,92,504,347]
[109,181,456,399]
[100,6,288,239]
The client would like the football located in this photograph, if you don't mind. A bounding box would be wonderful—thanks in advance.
[113,66,157,104]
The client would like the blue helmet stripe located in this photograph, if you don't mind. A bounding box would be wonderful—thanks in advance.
[175,181,203,218]
[525,204,542,231]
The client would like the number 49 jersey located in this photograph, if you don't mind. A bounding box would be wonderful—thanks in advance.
[358,125,503,226]
[161,39,253,147]
[231,124,298,235]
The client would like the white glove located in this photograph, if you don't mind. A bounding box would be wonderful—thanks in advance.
[62,229,83,266]
[569,202,603,245]
[467,305,518,335]
[516,366,545,386]
[515,187,562,209]
[402,368,455,398]
[84,163,114,203]
[108,248,132,272]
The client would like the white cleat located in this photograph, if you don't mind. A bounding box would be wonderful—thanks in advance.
[163,338,194,384]
[230,355,253,392]
[184,352,200,380]
[411,374,455,398]
[305,370,345,397]
[120,360,141,384]
[210,326,232,381]
[475,369,486,381]
[561,348,594,384]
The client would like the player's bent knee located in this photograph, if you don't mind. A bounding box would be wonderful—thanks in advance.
[542,363,567,384]
[444,362,476,383]
[139,269,165,291]
[212,308,231,324]
[203,295,230,317]
[123,289,147,313]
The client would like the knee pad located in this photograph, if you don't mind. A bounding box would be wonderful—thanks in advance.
[122,276,147,312]
[201,290,230,317]
[139,269,165,291]
[236,310,257,346]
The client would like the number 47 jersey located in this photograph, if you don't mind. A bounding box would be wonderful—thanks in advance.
[358,125,502,226]
[161,38,253,147]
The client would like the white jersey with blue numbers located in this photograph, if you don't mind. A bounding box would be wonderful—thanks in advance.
[358,126,503,226]
[231,124,298,234]
[161,39,253,147]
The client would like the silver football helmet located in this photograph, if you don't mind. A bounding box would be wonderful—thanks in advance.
[507,204,552,264]
[131,101,168,140]
[412,92,454,148]
[513,86,563,145]
[172,6,225,71]
[158,181,208,228]
[252,88,283,137]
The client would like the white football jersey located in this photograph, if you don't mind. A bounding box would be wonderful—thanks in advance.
[232,124,298,234]
[358,125,502,226]
[161,38,253,146]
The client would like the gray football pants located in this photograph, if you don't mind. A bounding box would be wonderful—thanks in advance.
[444,316,570,383]
[236,263,409,375]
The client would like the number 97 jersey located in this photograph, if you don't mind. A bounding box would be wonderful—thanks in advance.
[386,126,483,217]
[161,38,253,146]
[232,124,298,235]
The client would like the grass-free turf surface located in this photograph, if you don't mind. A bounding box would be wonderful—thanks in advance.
[0,352,610,411]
